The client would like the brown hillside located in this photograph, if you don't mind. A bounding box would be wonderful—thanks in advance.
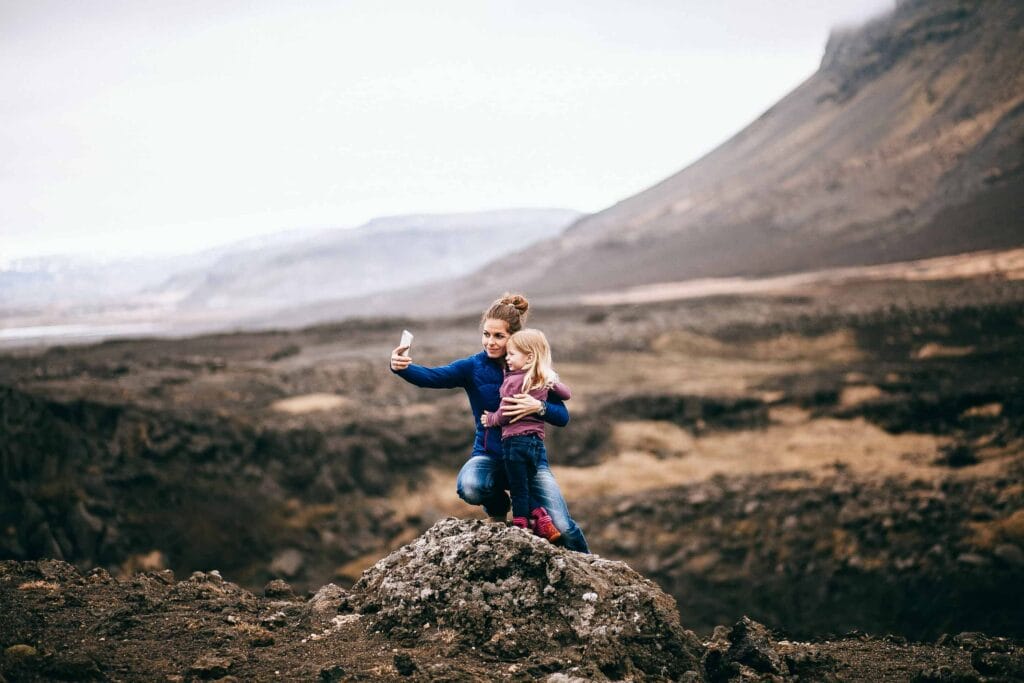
[453,0,1024,305]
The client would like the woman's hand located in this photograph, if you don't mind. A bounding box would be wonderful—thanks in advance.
[480,411,490,427]
[390,345,412,371]
[501,393,542,423]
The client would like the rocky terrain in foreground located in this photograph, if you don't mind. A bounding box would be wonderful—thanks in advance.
[4,519,1023,682]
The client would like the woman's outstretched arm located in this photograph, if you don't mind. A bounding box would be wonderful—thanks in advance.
[390,345,471,389]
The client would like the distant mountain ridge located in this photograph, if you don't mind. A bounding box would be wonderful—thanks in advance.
[152,209,581,312]
[0,209,582,344]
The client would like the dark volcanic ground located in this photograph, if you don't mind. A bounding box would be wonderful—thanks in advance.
[4,521,1022,682]
[2,271,1024,679]
[579,467,1024,640]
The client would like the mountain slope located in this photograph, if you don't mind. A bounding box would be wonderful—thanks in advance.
[449,0,1024,305]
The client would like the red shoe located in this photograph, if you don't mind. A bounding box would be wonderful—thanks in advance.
[511,516,530,530]
[530,507,562,543]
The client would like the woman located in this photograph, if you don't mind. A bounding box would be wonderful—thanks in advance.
[390,293,589,553]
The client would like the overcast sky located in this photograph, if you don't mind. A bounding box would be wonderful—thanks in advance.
[1,0,893,262]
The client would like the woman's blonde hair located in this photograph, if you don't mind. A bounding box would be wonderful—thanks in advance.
[508,328,559,393]
[481,292,529,334]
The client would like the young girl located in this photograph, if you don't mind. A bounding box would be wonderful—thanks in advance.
[481,328,572,542]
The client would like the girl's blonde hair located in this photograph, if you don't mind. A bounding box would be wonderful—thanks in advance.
[508,328,559,393]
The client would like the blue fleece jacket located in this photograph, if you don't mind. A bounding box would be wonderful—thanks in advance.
[393,350,569,459]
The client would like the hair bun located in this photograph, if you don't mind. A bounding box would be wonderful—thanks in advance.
[501,293,530,316]
[483,292,530,333]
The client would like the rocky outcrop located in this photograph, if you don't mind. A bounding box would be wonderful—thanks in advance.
[353,518,704,679]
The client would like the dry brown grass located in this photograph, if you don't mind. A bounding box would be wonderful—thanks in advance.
[380,402,445,420]
[998,483,1024,505]
[914,343,975,359]
[839,385,886,407]
[649,330,730,356]
[270,393,352,414]
[18,580,60,592]
[961,403,1003,418]
[121,550,167,574]
[551,413,949,502]
[578,248,1024,307]
[560,353,809,400]
[611,420,695,457]
[234,622,274,644]
[747,330,862,363]
[282,501,339,530]
[967,510,1024,550]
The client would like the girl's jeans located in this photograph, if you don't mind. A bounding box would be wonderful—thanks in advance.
[503,434,545,520]
[456,449,590,554]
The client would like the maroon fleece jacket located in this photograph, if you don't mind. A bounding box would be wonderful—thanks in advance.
[483,369,571,440]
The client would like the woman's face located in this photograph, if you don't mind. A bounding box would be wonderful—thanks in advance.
[481,318,511,359]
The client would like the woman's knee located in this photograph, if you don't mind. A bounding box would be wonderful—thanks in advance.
[456,471,484,504]
[547,507,576,533]
[457,479,486,505]
[456,458,491,504]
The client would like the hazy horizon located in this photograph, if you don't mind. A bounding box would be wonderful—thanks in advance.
[2,1,893,262]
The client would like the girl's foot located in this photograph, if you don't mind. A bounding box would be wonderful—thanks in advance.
[530,507,562,543]
[511,516,530,530]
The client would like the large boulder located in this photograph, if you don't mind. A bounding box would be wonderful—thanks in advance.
[352,517,703,679]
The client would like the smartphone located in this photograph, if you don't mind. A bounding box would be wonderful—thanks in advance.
[400,329,414,349]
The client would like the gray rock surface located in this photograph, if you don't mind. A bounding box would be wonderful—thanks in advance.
[353,517,703,679]
[304,583,351,628]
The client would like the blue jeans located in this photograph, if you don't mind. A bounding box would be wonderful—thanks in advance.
[503,435,545,520]
[457,452,590,554]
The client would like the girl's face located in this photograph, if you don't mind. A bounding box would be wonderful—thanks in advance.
[481,318,511,359]
[505,343,533,372]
